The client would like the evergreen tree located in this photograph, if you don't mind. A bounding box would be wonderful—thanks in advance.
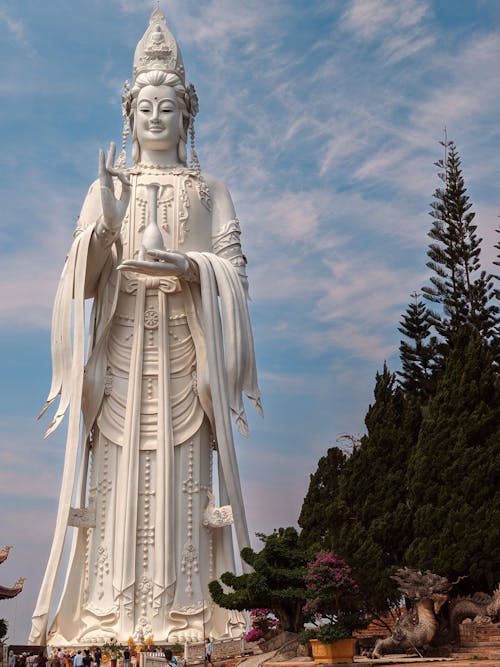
[298,447,347,548]
[406,328,500,592]
[333,365,421,613]
[209,527,312,633]
[298,366,422,614]
[494,225,500,301]
[398,292,437,398]
[422,138,498,354]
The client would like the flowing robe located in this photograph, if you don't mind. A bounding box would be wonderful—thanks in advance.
[30,166,261,646]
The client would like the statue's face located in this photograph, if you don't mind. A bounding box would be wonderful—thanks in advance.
[136,84,181,153]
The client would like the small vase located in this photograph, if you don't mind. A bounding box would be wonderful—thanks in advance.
[138,183,165,260]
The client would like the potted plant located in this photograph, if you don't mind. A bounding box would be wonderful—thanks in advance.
[301,552,366,664]
[102,640,123,667]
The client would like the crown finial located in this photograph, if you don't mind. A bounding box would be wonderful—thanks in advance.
[133,6,185,84]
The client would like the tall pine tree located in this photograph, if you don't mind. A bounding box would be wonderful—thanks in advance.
[406,328,500,592]
[335,366,421,613]
[494,225,500,301]
[398,292,437,398]
[298,447,347,548]
[299,366,421,614]
[422,138,498,356]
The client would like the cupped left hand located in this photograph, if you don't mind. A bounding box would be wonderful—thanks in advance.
[118,249,189,277]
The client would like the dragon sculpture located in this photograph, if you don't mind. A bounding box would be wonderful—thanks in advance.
[372,568,454,658]
[449,585,500,640]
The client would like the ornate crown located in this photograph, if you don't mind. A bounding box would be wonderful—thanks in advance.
[115,6,200,170]
[133,8,185,85]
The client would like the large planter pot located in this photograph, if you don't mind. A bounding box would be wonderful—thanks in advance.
[310,638,357,664]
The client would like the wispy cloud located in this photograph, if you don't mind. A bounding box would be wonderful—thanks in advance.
[0,178,77,329]
[0,7,29,47]
[340,0,433,63]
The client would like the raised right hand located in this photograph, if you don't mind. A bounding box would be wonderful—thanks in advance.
[99,141,131,231]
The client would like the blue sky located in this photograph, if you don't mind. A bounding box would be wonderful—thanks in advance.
[0,0,499,644]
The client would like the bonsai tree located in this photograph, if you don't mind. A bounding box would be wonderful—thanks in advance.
[209,527,311,632]
[302,551,366,643]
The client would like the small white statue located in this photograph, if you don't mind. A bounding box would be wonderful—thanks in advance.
[30,8,262,647]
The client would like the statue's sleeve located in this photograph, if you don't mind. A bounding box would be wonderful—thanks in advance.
[75,179,122,299]
[208,176,249,297]
[39,179,120,436]
[74,179,102,235]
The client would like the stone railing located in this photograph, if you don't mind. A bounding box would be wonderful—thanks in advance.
[184,637,246,663]
[140,654,165,667]
[139,636,248,666]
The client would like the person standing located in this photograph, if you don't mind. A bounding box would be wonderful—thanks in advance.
[204,639,212,665]
[163,650,177,667]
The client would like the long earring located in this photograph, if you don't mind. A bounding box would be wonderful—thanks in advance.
[178,114,187,164]
[116,81,132,168]
[116,114,130,168]
[189,116,201,174]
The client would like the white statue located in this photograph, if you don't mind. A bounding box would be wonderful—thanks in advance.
[30,8,262,647]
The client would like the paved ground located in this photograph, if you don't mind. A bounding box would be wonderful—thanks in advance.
[259,657,500,667]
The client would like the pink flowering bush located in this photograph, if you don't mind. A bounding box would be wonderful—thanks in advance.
[302,551,366,642]
[245,627,263,642]
[245,608,279,643]
[304,551,359,619]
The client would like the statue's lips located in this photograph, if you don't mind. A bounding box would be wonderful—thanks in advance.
[148,126,164,132]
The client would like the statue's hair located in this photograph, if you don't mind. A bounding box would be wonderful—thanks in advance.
[130,70,188,164]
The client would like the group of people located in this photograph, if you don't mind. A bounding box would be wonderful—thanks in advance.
[7,645,211,667]
[8,649,98,667]
[9,651,47,667]
[49,649,94,667]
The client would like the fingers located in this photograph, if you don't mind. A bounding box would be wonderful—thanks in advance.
[106,142,116,172]
[98,149,106,177]
[99,142,132,196]
[146,249,168,260]
[117,259,180,276]
[146,250,188,275]
[117,171,132,189]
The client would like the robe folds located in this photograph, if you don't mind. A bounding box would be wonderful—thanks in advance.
[30,168,262,646]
